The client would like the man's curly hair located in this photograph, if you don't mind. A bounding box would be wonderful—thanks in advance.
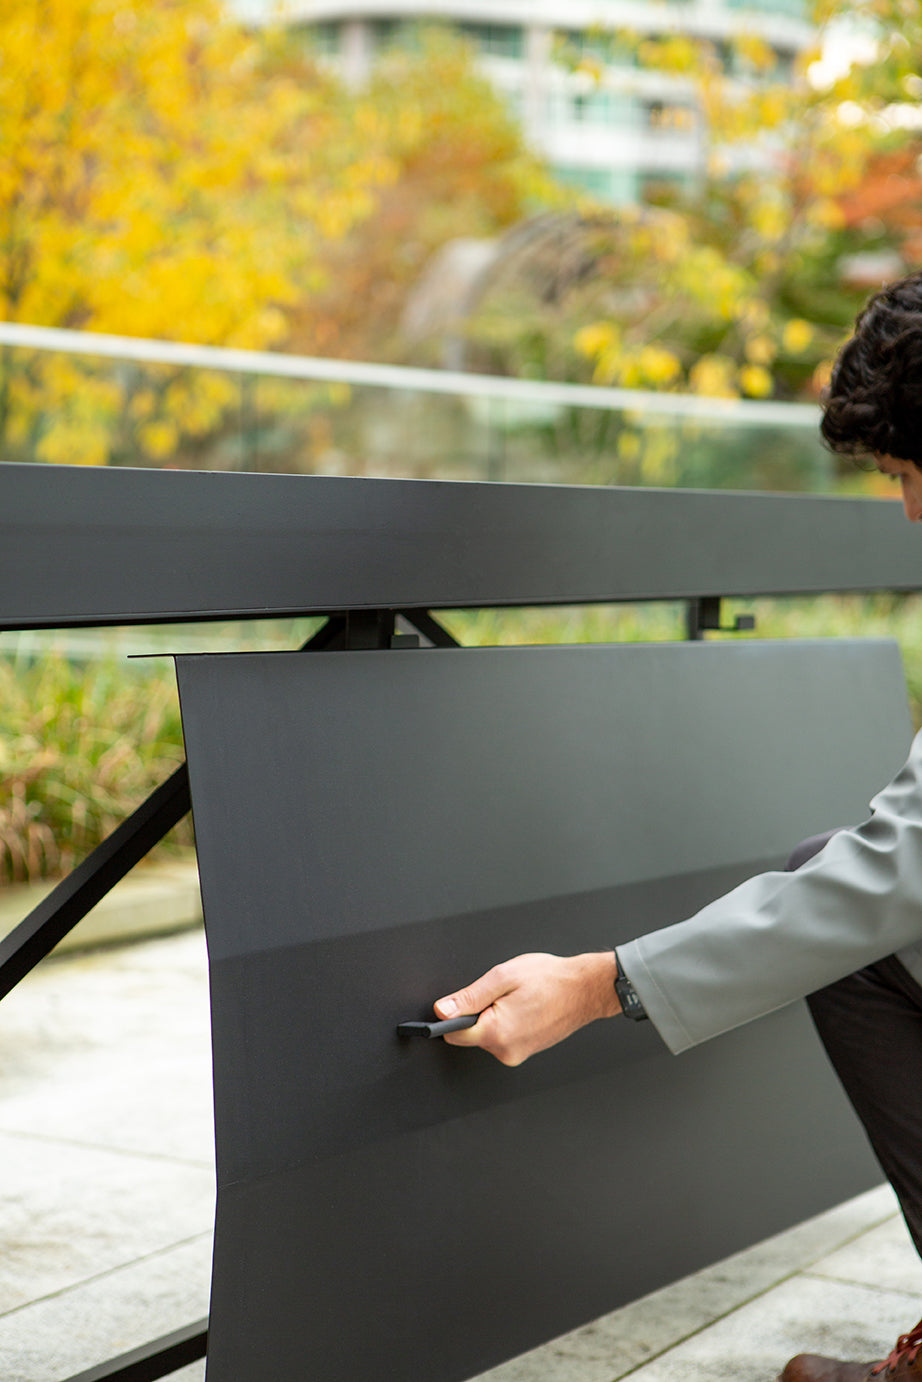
[821,272,922,468]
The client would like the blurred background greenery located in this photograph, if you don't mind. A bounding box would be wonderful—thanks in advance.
[5,591,921,887]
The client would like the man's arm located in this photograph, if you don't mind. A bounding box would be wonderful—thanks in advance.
[435,950,621,1065]
[437,729,922,1063]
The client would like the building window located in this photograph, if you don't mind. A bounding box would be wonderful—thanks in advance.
[723,0,807,17]
[290,21,340,57]
[309,22,340,57]
[555,29,638,68]
[456,23,525,59]
[552,164,640,203]
[571,89,639,128]
[369,19,417,53]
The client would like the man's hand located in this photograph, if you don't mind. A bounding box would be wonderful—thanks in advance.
[433,951,622,1066]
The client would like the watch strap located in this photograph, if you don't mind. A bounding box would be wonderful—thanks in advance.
[613,950,648,1022]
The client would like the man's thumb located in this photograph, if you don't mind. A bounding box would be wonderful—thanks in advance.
[434,965,508,1020]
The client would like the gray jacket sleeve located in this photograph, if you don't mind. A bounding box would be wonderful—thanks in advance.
[617,728,922,1055]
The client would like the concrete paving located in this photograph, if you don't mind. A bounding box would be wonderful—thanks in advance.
[0,925,918,1381]
[0,855,203,954]
[0,927,213,1381]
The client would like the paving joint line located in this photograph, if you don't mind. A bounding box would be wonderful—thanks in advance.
[0,1230,214,1322]
[0,1124,214,1171]
[598,1212,905,1381]
[799,1269,922,1300]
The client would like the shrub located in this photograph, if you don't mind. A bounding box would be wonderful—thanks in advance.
[5,594,922,887]
[0,654,191,886]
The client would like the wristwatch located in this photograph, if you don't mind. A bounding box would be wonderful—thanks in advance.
[613,950,648,1022]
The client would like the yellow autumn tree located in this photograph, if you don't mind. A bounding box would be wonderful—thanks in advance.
[567,0,920,403]
[291,26,557,363]
[463,0,922,416]
[0,0,395,463]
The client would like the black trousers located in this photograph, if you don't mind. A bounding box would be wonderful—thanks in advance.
[789,831,922,1258]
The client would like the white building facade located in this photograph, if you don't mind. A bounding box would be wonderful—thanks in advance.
[264,0,814,204]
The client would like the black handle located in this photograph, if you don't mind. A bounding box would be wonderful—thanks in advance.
[396,1014,479,1039]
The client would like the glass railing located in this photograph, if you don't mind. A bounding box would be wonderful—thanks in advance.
[0,321,830,492]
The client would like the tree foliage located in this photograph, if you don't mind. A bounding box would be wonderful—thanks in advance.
[0,0,395,463]
[291,27,556,362]
[0,6,550,465]
[0,654,190,885]
[464,0,922,409]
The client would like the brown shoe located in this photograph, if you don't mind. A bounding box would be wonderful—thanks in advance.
[780,1321,922,1382]
[781,1359,882,1382]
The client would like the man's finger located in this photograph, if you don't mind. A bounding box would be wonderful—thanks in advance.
[434,962,516,1023]
[440,1012,490,1047]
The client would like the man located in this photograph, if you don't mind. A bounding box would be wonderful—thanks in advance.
[433,272,922,1382]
